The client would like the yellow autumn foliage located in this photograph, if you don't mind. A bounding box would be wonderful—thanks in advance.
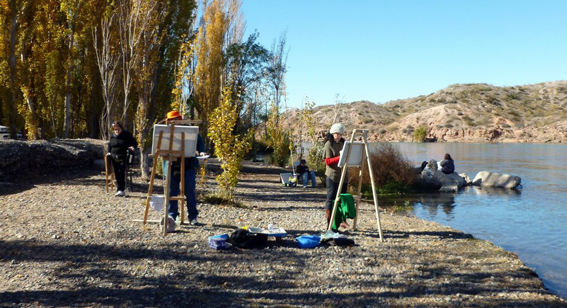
[208,87,252,200]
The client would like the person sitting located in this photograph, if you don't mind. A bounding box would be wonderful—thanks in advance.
[440,153,455,174]
[295,159,317,188]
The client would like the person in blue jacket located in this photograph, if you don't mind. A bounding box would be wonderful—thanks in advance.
[164,111,206,225]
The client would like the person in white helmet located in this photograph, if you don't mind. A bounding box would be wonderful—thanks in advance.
[323,123,348,230]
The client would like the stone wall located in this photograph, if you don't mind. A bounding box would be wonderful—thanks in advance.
[0,138,106,181]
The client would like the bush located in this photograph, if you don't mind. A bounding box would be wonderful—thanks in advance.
[307,141,326,186]
[348,143,416,195]
[413,126,427,142]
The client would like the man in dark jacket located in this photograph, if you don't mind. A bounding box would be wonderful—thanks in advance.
[107,121,137,197]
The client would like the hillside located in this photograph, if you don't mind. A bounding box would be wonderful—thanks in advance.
[282,81,567,143]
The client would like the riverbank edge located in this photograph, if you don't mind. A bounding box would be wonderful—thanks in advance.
[0,159,565,307]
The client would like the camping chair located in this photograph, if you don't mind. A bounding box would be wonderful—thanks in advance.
[280,161,303,187]
[125,149,135,192]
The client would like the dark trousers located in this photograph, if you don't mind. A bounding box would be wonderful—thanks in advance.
[169,169,198,220]
[325,177,348,210]
[111,160,126,191]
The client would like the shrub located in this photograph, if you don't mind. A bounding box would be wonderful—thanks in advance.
[348,143,416,195]
[209,87,253,200]
[308,141,326,186]
[462,116,475,126]
[266,102,292,167]
[413,126,427,142]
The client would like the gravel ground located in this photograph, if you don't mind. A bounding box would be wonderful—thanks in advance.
[1,160,565,307]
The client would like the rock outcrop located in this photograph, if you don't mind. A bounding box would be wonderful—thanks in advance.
[0,139,105,181]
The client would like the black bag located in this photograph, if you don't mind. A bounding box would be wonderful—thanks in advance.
[228,229,268,249]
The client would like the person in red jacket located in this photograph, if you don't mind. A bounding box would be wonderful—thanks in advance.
[323,123,348,229]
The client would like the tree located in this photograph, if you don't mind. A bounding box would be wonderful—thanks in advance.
[118,0,155,130]
[414,126,427,142]
[224,31,269,133]
[60,0,85,138]
[266,101,291,167]
[134,0,197,179]
[266,31,288,115]
[192,0,228,147]
[93,10,120,140]
[208,87,252,200]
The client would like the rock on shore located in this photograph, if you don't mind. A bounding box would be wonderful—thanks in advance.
[0,139,105,180]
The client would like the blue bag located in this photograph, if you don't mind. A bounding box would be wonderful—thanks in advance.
[296,235,321,248]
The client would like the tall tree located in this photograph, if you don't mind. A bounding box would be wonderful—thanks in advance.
[118,0,155,130]
[192,0,229,146]
[93,10,120,140]
[224,31,268,133]
[135,0,196,179]
[60,0,85,138]
[267,30,288,118]
[0,0,29,138]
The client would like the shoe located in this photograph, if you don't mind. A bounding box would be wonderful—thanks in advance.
[115,190,125,197]
[302,185,307,189]
[189,218,199,226]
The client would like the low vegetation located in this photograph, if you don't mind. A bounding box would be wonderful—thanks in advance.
[348,143,416,196]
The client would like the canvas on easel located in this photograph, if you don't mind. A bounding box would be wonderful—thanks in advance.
[328,129,384,242]
[141,123,197,235]
[151,124,199,158]
[337,141,365,167]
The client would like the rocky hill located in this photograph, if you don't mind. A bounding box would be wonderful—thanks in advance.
[283,81,567,143]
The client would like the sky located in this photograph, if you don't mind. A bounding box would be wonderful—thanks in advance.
[240,0,567,109]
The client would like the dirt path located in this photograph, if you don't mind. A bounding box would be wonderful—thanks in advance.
[0,160,565,307]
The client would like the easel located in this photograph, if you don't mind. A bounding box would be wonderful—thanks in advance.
[105,154,115,193]
[142,123,187,236]
[327,129,384,242]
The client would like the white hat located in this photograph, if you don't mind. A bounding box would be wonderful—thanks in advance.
[330,123,345,134]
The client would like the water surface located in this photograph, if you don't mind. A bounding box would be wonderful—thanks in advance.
[386,142,567,299]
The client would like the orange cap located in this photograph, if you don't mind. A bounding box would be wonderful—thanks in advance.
[166,111,181,120]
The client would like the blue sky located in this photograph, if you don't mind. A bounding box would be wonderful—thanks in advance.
[240,0,567,109]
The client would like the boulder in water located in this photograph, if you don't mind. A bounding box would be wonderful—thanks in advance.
[472,171,521,189]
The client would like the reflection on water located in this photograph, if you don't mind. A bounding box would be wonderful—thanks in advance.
[382,193,457,217]
[466,185,522,197]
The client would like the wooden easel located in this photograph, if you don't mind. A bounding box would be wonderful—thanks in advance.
[105,155,115,193]
[142,123,187,236]
[327,129,384,242]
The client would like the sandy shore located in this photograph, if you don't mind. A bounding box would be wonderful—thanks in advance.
[0,160,565,307]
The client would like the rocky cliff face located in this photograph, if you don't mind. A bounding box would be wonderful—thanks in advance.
[282,81,567,143]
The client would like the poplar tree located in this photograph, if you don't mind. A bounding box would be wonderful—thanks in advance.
[192,0,228,146]
[93,10,120,140]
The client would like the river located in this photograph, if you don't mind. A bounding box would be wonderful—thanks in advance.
[384,142,567,299]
